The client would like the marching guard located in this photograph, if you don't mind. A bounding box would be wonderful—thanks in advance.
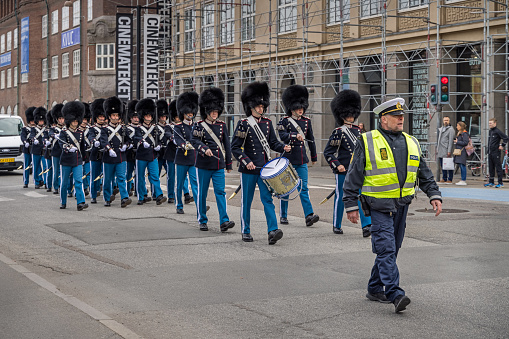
[80,103,92,196]
[21,107,36,188]
[125,100,139,195]
[49,104,65,194]
[323,89,372,236]
[150,99,170,199]
[88,99,106,203]
[191,87,235,232]
[277,85,320,227]
[29,107,49,189]
[43,109,54,192]
[231,82,291,245]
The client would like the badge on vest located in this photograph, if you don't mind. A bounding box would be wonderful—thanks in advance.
[410,155,418,161]
[380,148,388,160]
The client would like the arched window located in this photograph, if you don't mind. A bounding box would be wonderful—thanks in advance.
[7,106,12,115]
[1,107,5,115]
[52,101,58,108]
[14,105,18,115]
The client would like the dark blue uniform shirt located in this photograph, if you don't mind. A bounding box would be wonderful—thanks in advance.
[21,126,32,154]
[133,123,161,162]
[323,125,361,175]
[277,116,317,165]
[162,124,176,161]
[29,125,47,156]
[58,128,86,167]
[191,120,233,170]
[99,123,132,163]
[48,125,64,157]
[173,122,196,166]
[87,124,105,162]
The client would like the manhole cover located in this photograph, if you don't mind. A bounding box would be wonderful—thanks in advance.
[414,208,469,213]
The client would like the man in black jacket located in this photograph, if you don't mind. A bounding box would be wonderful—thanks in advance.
[485,118,508,188]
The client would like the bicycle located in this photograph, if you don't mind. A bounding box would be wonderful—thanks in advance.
[465,142,486,177]
[502,149,508,180]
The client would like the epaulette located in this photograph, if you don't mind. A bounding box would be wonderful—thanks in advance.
[235,130,247,138]
[276,124,285,131]
[215,119,225,124]
[193,129,204,137]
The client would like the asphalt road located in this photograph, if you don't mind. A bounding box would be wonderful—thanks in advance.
[0,167,508,338]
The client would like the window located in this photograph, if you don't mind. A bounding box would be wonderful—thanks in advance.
[221,3,235,45]
[184,9,195,52]
[242,0,256,42]
[202,4,214,49]
[7,69,11,88]
[21,73,28,83]
[62,53,69,78]
[42,58,48,81]
[88,0,93,21]
[52,10,59,34]
[174,12,181,54]
[1,34,4,54]
[399,0,428,9]
[42,14,48,38]
[6,32,12,52]
[62,6,70,31]
[329,0,350,23]
[51,55,59,79]
[361,0,382,17]
[73,49,80,75]
[13,28,18,49]
[73,1,80,27]
[13,66,17,87]
[1,71,5,89]
[96,44,114,69]
[278,0,297,33]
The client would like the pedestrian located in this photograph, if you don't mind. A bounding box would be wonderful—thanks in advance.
[359,122,367,133]
[453,121,469,186]
[21,107,36,188]
[437,116,456,184]
[343,97,442,313]
[484,118,508,188]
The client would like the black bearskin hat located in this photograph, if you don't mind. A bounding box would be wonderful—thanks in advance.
[282,85,309,116]
[51,103,64,122]
[46,109,54,126]
[103,96,125,120]
[330,89,361,126]
[82,102,92,122]
[62,101,85,127]
[177,92,199,121]
[90,98,106,123]
[135,98,156,120]
[33,107,48,125]
[169,100,178,122]
[156,99,169,118]
[241,82,270,116]
[199,87,224,120]
[25,107,36,123]
[127,100,138,121]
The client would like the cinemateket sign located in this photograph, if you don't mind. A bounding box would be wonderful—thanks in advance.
[116,13,133,101]
[143,14,160,100]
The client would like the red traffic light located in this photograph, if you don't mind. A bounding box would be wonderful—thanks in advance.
[430,85,436,93]
[441,76,449,84]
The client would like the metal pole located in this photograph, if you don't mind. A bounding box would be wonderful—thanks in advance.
[79,0,83,101]
[137,5,142,99]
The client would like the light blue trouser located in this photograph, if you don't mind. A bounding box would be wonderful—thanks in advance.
[90,160,103,199]
[334,174,371,229]
[150,158,166,198]
[136,159,163,201]
[240,172,278,235]
[32,154,44,185]
[164,161,190,199]
[126,161,136,192]
[175,164,198,210]
[23,153,32,185]
[103,161,128,202]
[82,161,90,190]
[45,158,53,189]
[196,168,229,225]
[60,165,85,205]
[52,157,61,190]
[279,164,313,218]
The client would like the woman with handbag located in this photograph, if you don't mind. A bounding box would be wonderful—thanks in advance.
[453,121,469,185]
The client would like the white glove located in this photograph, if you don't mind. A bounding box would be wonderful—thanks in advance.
[120,145,127,152]
[24,142,30,148]
[185,142,194,150]
[69,147,77,153]
[109,149,117,157]
[154,145,161,151]
[94,140,100,147]
[33,139,39,145]
[143,141,150,148]
[128,144,134,150]
[45,140,52,146]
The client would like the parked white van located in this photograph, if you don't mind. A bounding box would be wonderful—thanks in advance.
[0,115,25,171]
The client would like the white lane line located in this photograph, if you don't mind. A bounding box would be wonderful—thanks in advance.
[0,253,142,339]
[0,196,15,202]
[24,191,48,198]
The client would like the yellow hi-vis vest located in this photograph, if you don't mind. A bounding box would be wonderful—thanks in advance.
[361,130,421,198]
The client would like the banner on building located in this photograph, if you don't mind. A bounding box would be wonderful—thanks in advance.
[143,14,160,100]
[116,13,133,101]
[61,27,80,49]
[0,52,11,67]
[21,17,29,74]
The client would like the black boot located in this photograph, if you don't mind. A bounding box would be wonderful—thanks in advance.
[333,227,343,234]
[60,204,66,209]
[156,195,167,205]
[104,201,111,207]
[77,202,88,211]
[184,193,194,204]
[199,223,208,231]
[220,221,235,233]
[121,198,132,208]
[305,214,319,227]
[268,229,283,245]
[84,188,90,196]
[242,233,253,242]
[91,198,97,204]
[280,217,289,225]
[53,188,59,194]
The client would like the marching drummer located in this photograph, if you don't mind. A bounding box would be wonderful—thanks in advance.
[277,85,320,227]
[231,81,291,245]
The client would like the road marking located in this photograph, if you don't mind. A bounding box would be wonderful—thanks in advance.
[24,191,47,198]
[0,196,14,202]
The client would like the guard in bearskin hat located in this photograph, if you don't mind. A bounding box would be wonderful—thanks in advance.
[231,82,291,245]
[88,98,106,203]
[277,84,319,227]
[79,102,92,196]
[173,92,199,214]
[148,99,170,200]
[99,96,132,208]
[42,108,55,192]
[323,89,371,236]
[47,103,65,194]
[132,98,167,206]
[58,101,88,211]
[29,107,49,189]
[190,88,235,232]
[21,107,36,188]
[125,99,139,195]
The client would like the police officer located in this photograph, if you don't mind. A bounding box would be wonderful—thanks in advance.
[323,90,372,236]
[231,81,291,245]
[125,100,139,195]
[343,98,442,313]
[191,87,235,232]
[29,107,49,189]
[58,101,88,211]
[21,107,36,188]
[88,99,106,203]
[99,96,132,208]
[277,85,319,227]
[80,103,92,196]
[48,104,65,195]
[43,109,55,192]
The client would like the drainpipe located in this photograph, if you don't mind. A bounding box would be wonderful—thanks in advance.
[79,0,82,101]
[45,0,50,108]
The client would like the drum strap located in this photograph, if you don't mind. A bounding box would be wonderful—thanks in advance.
[247,116,272,161]
[66,130,81,154]
[201,122,225,159]
[288,117,310,158]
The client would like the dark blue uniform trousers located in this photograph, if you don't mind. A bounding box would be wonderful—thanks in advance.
[60,165,85,206]
[240,173,278,235]
[82,161,90,190]
[52,156,61,190]
[32,154,46,185]
[103,162,128,202]
[45,158,53,189]
[126,161,136,193]
[23,153,32,185]
[196,168,229,225]
[175,164,198,210]
[368,205,409,302]
[90,160,103,199]
[136,159,163,202]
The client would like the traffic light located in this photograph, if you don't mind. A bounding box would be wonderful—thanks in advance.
[439,76,450,104]
[430,84,438,105]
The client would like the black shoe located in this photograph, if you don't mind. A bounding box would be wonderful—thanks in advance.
[110,194,116,203]
[362,225,371,238]
[84,188,90,197]
[168,198,175,204]
[156,195,167,205]
[67,192,73,198]
[113,187,119,196]
[366,292,390,303]
[137,200,144,205]
[44,184,47,189]
[53,189,59,194]
[280,217,289,225]
[128,190,133,197]
[91,198,97,204]
[268,229,283,245]
[60,204,66,209]
[46,188,52,192]
[121,198,132,208]
[206,205,210,212]
[176,209,184,214]
[97,191,101,197]
[220,221,235,233]
[23,184,28,188]
[144,196,152,202]
[199,223,208,231]
[77,203,88,211]
[305,214,319,227]
[333,227,343,234]
[35,184,41,189]
[394,295,411,313]
[104,201,111,207]
[184,193,194,204]
[242,233,253,242]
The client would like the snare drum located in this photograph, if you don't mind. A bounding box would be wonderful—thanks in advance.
[260,157,301,198]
